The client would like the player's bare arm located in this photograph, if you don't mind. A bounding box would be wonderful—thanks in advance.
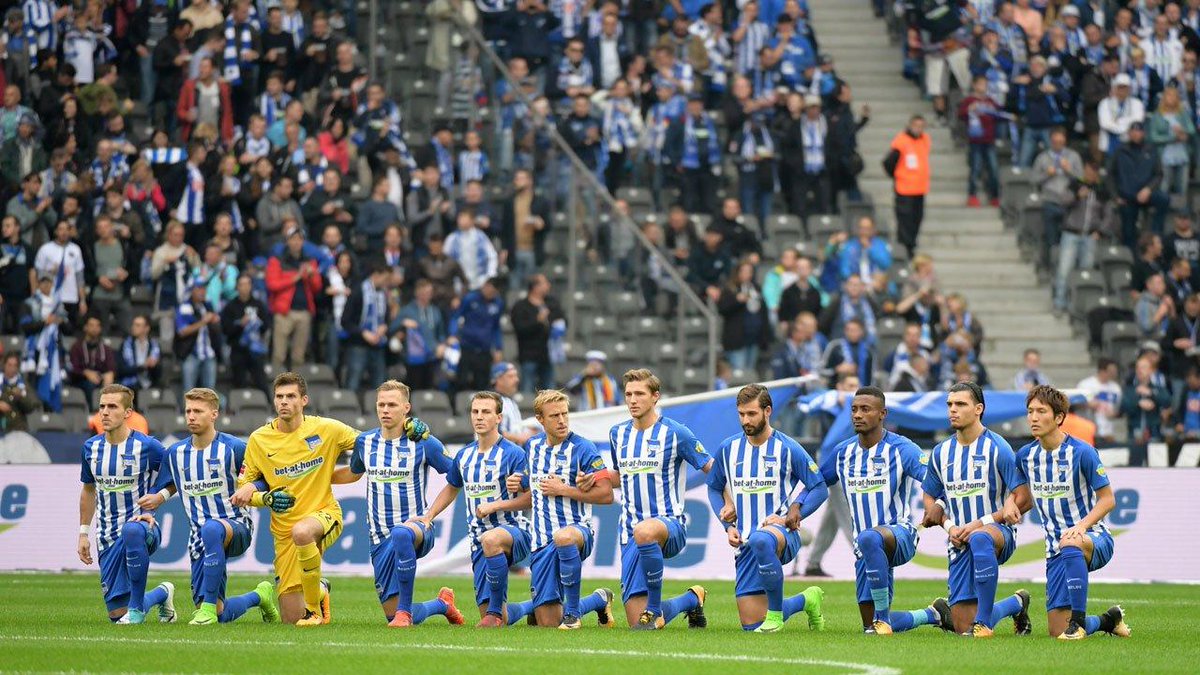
[77,483,97,565]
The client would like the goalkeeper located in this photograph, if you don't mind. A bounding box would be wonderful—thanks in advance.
[232,372,361,626]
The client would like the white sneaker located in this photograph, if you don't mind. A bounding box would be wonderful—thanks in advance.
[157,582,177,623]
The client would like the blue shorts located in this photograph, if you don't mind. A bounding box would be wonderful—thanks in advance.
[853,524,918,605]
[1044,532,1115,612]
[188,520,253,607]
[369,521,437,603]
[947,524,1017,606]
[98,521,161,612]
[469,525,532,607]
[529,525,595,608]
[734,525,802,598]
[619,517,688,603]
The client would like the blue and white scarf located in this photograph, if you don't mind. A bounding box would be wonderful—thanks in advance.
[840,294,876,336]
[259,91,291,126]
[142,147,187,165]
[681,114,720,169]
[458,150,489,183]
[118,336,160,389]
[734,20,769,75]
[432,139,454,189]
[223,175,244,233]
[21,256,63,412]
[22,0,57,52]
[556,56,594,98]
[604,97,638,152]
[738,121,773,173]
[441,341,461,377]
[89,154,130,190]
[802,115,827,174]
[839,338,871,385]
[281,8,305,49]
[548,318,566,365]
[175,163,205,226]
[360,279,386,335]
[240,304,268,356]
[223,16,254,86]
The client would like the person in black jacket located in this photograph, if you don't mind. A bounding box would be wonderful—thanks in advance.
[825,82,870,204]
[220,274,271,395]
[717,261,770,371]
[1107,122,1170,249]
[688,226,733,298]
[711,198,761,261]
[510,273,565,394]
[340,260,394,392]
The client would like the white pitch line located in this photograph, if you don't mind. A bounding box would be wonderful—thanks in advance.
[1090,598,1200,607]
[0,634,901,675]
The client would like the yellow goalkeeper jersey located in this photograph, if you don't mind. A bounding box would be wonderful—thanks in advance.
[238,415,360,538]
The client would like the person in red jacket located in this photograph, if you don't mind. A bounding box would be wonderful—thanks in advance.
[176,56,235,144]
[957,75,1003,208]
[265,224,322,369]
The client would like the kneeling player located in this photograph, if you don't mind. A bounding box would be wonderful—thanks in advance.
[503,390,616,629]
[332,380,464,627]
[138,388,279,625]
[1015,386,1131,640]
[707,385,828,633]
[78,384,176,624]
[921,382,1032,637]
[420,391,532,627]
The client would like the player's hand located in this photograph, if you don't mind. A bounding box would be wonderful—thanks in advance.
[784,507,802,531]
[133,513,158,529]
[1061,524,1089,544]
[762,514,787,529]
[718,502,737,523]
[231,484,256,507]
[575,470,596,491]
[538,475,568,497]
[136,493,165,511]
[263,488,295,514]
[476,502,497,519]
[77,535,92,565]
[404,416,430,442]
[1002,501,1023,525]
[506,472,525,493]
[726,527,742,548]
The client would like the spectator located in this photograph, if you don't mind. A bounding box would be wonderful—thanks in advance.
[67,315,115,407]
[19,271,67,410]
[769,314,825,381]
[173,281,220,402]
[34,219,85,326]
[734,113,777,234]
[957,76,1002,207]
[1076,358,1122,444]
[711,198,761,261]
[1123,355,1171,466]
[176,56,234,144]
[717,260,768,370]
[99,188,147,256]
[1147,86,1195,196]
[1010,56,1069,168]
[341,260,393,392]
[938,330,989,389]
[797,94,832,219]
[416,233,468,317]
[1175,366,1200,442]
[449,276,504,394]
[688,226,732,298]
[825,82,869,203]
[405,164,455,251]
[491,361,535,445]
[1167,258,1195,306]
[883,115,930,258]
[303,169,356,236]
[666,94,720,216]
[1161,292,1200,391]
[1013,348,1050,391]
[0,215,35,333]
[220,274,271,396]
[820,273,876,340]
[373,224,410,291]
[116,314,162,394]
[266,226,322,369]
[445,208,499,292]
[1131,232,1165,296]
[1127,47,1165,113]
[600,79,641,193]
[884,323,930,388]
[892,352,932,393]
[193,242,238,313]
[1053,160,1114,315]
[6,172,56,247]
[395,278,447,392]
[778,255,825,328]
[150,221,199,351]
[456,180,499,238]
[255,176,305,248]
[357,175,403,251]
[510,273,564,394]
[1164,211,1200,289]
[907,0,971,124]
[1098,74,1145,155]
[1135,273,1174,338]
[1109,122,1170,250]
[565,350,622,411]
[0,114,46,188]
[0,351,38,432]
[821,317,873,387]
[940,292,984,350]
[500,169,550,291]
[1080,54,1119,162]
[319,250,355,377]
[174,142,207,241]
[88,215,132,336]
[838,216,892,290]
[1035,128,1085,257]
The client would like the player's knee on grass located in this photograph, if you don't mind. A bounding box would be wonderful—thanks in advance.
[632,519,665,546]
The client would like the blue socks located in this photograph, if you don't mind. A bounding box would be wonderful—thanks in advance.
[143,584,167,612]
[218,590,260,623]
[857,529,891,622]
[969,531,999,627]
[1062,545,1090,625]
[484,552,510,617]
[122,521,150,611]
[410,598,448,625]
[637,542,665,616]
[391,526,418,615]
[1085,615,1101,635]
[991,594,1023,626]
[557,543,582,616]
[660,590,699,625]
[888,608,936,632]
[200,520,227,606]
[748,531,783,612]
[578,590,605,617]
[506,599,533,625]
[783,592,807,621]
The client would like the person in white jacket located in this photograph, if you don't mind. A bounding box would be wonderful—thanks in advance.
[444,208,498,291]
[1098,73,1145,154]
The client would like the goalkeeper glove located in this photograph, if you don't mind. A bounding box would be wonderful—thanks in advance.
[404,416,430,442]
[262,487,295,514]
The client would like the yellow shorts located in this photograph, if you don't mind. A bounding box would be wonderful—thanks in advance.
[273,509,343,595]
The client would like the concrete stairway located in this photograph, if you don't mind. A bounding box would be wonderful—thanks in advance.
[809,0,1095,386]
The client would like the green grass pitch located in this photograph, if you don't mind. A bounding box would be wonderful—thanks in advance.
[4,573,1197,673]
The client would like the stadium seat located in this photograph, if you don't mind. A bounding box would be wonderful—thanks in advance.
[1101,321,1141,358]
[61,385,89,410]
[27,412,67,433]
[679,368,710,395]
[689,213,712,231]
[605,291,642,315]
[298,363,337,388]
[616,186,652,207]
[572,291,598,315]
[316,389,363,417]
[411,390,452,415]
[728,368,758,387]
[810,214,844,240]
[453,390,475,415]
[223,413,268,437]
[147,412,186,437]
[228,388,270,415]
[1096,245,1134,294]
[768,214,804,242]
[139,388,177,414]
[1068,270,1106,322]
[61,405,91,433]
[587,315,619,342]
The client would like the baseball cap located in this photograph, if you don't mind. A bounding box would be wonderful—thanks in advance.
[1060,5,1080,17]
[818,53,833,65]
[804,94,822,108]
[1112,73,1132,87]
[1128,121,1145,132]
[490,361,516,383]
[585,350,607,363]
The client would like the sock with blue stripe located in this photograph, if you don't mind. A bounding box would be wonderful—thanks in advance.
[637,542,665,616]
[888,608,936,632]
[200,520,227,606]
[660,589,699,625]
[1062,546,1089,629]
[741,621,763,631]
[122,521,151,611]
[783,592,807,621]
[969,531,999,627]
[991,594,1023,626]
[411,597,448,625]
[578,590,605,617]
[484,553,509,617]
[556,542,582,616]
[857,529,891,622]
[505,599,533,625]
[748,531,783,612]
[390,526,418,615]
[1085,615,1102,635]
[218,589,260,623]
[143,584,167,610]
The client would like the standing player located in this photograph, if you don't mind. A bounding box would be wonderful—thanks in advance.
[503,389,617,629]
[608,368,711,630]
[920,382,1032,637]
[77,384,176,624]
[137,388,279,625]
[419,391,532,627]
[821,386,951,635]
[706,384,829,633]
[1014,385,1131,640]
[330,380,465,628]
[231,372,361,626]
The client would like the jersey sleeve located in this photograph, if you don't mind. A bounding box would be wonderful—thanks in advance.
[1078,445,1111,491]
[150,449,176,493]
[327,418,361,456]
[445,449,464,488]
[576,438,606,475]
[421,436,453,475]
[995,438,1026,490]
[920,449,945,499]
[230,437,247,472]
[789,440,824,492]
[607,426,619,472]
[507,443,529,476]
[705,440,729,492]
[820,443,840,486]
[672,422,710,470]
[898,437,928,482]
[1013,444,1032,483]
[80,442,94,484]
[349,435,366,475]
[237,434,265,487]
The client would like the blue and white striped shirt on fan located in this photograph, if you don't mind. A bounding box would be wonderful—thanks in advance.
[923,428,1025,561]
[733,19,769,75]
[154,432,250,560]
[446,438,530,553]
[457,150,489,183]
[175,163,205,225]
[1016,434,1111,559]
[608,416,710,547]
[80,430,166,553]
[708,431,823,556]
[280,9,305,49]
[524,431,607,551]
[351,430,452,547]
[821,430,927,550]
[23,0,59,52]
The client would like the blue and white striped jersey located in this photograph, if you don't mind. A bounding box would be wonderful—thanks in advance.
[446,438,529,552]
[80,430,165,553]
[707,430,823,556]
[523,431,606,551]
[821,430,927,549]
[922,428,1025,560]
[154,432,251,560]
[350,430,452,546]
[608,416,710,547]
[1015,434,1111,558]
